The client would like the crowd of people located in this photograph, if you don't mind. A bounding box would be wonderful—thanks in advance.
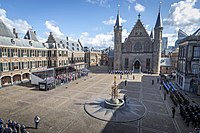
[0,119,28,133]
[180,104,200,128]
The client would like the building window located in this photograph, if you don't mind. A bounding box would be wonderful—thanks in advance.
[125,58,129,69]
[23,49,27,57]
[193,47,200,57]
[2,63,9,71]
[32,61,36,68]
[23,62,28,69]
[146,58,150,69]
[13,49,18,57]
[38,51,42,57]
[31,50,35,57]
[38,61,42,67]
[2,48,7,57]
[192,63,199,74]
[13,62,19,70]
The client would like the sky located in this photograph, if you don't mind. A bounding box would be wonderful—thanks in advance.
[0,0,199,49]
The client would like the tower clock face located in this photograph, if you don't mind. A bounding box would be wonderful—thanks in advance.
[134,42,142,51]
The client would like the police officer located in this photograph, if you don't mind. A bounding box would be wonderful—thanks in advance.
[34,115,40,129]
[125,80,127,86]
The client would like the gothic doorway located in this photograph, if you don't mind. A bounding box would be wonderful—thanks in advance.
[133,60,141,73]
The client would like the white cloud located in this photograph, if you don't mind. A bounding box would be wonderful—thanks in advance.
[163,0,200,35]
[134,3,145,12]
[45,20,64,38]
[128,5,131,10]
[80,29,129,49]
[127,0,136,3]
[86,0,110,7]
[0,8,31,35]
[163,33,177,46]
[102,16,127,25]
[81,32,89,36]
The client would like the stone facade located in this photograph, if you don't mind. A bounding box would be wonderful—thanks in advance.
[176,30,200,94]
[113,10,163,73]
[0,20,85,88]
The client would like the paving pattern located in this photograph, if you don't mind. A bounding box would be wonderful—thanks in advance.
[0,67,197,133]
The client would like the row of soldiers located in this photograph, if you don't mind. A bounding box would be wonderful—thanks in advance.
[0,119,29,133]
[108,70,134,75]
[180,104,200,128]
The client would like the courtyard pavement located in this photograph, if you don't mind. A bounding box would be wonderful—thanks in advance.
[0,66,198,133]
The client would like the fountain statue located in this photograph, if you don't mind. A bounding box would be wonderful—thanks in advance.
[104,75,124,109]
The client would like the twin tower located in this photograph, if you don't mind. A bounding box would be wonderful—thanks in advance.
[113,5,163,73]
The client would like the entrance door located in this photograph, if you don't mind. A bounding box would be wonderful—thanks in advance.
[134,60,141,73]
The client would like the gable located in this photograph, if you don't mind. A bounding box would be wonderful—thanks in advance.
[128,19,150,38]
[122,19,153,53]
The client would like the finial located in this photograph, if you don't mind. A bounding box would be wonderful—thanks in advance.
[138,13,141,19]
[159,1,162,12]
[117,0,120,15]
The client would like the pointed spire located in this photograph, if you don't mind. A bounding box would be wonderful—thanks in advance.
[155,2,163,28]
[150,29,154,38]
[114,2,121,28]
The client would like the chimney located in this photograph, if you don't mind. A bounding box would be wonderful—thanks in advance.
[13,28,18,38]
[15,33,18,38]
[66,36,68,40]
[50,32,52,35]
[34,31,36,35]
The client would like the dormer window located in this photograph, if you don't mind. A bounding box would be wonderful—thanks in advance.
[60,41,63,44]
[57,43,60,48]
[63,44,65,48]
[29,41,32,46]
[11,39,15,44]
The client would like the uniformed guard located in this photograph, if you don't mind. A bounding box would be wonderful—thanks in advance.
[34,115,40,129]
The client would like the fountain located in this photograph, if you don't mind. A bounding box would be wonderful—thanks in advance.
[84,74,147,123]
[104,75,124,109]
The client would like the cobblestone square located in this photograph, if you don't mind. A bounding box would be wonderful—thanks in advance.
[0,70,197,133]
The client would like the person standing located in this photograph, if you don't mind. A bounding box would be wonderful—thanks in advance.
[125,80,127,86]
[172,107,176,118]
[123,95,127,103]
[164,93,166,100]
[34,115,40,129]
[152,80,154,85]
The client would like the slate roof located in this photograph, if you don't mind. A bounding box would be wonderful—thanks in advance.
[0,19,14,38]
[0,36,47,49]
[46,32,83,52]
[108,50,114,57]
[160,58,172,67]
[193,28,200,36]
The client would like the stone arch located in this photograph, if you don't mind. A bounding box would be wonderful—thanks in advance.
[133,59,142,73]
[1,76,11,86]
[22,73,30,81]
[13,74,21,83]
